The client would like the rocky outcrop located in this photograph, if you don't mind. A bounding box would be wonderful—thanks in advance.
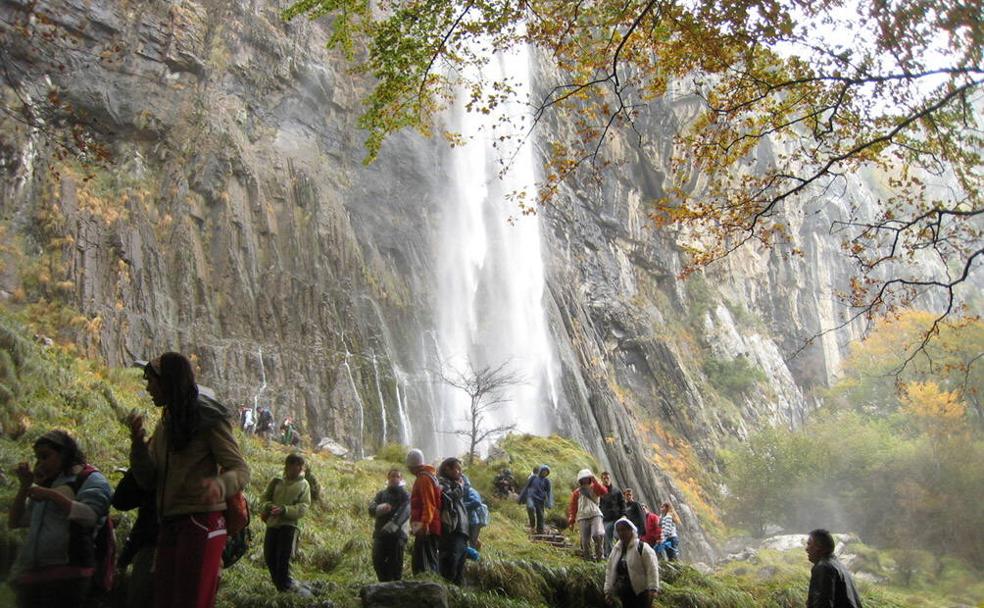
[0,0,876,561]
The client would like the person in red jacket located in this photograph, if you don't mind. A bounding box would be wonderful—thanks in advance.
[567,468,608,561]
[640,507,662,548]
[406,449,441,575]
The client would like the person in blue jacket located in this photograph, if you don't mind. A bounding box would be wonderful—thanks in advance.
[518,464,553,534]
[464,483,490,548]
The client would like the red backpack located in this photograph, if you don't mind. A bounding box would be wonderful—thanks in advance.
[69,465,116,593]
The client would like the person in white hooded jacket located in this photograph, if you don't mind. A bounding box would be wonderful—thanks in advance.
[604,517,660,608]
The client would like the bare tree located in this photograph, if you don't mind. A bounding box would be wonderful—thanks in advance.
[437,359,523,466]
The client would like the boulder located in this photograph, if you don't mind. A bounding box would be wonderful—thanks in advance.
[361,581,448,608]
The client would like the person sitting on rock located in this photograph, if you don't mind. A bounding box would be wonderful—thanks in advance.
[492,468,517,499]
[369,468,411,582]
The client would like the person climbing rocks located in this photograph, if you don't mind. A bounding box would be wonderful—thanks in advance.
[369,468,411,582]
[260,453,312,594]
[567,468,608,561]
[518,464,553,535]
[406,449,441,575]
[599,471,627,554]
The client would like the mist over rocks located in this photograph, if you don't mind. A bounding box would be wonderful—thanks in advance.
[0,0,884,560]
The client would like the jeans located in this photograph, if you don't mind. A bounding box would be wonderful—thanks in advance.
[411,533,440,575]
[527,499,546,533]
[264,526,298,591]
[439,532,469,585]
[372,534,406,581]
[579,517,604,560]
[604,520,617,554]
[657,536,679,561]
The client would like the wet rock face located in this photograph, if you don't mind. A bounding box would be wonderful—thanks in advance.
[2,0,872,561]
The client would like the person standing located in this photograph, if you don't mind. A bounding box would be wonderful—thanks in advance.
[657,502,680,561]
[437,457,471,585]
[599,471,626,553]
[567,469,608,561]
[128,353,250,608]
[8,430,112,608]
[260,453,311,593]
[464,482,489,549]
[518,464,553,535]
[806,529,863,608]
[406,449,441,575]
[369,468,411,581]
[623,489,646,533]
[604,518,660,608]
[112,469,158,608]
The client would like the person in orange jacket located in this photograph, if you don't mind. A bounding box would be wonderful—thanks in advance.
[567,468,608,561]
[406,449,441,574]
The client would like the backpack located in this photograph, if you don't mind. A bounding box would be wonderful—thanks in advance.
[438,478,467,533]
[69,465,116,594]
[222,493,251,568]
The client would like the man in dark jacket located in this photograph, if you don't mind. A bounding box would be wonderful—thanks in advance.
[369,468,412,581]
[623,488,647,533]
[806,529,863,608]
[599,471,626,553]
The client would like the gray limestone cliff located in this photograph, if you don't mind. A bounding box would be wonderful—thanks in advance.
[0,0,875,559]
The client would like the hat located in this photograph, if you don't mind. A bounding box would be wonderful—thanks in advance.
[575,468,594,483]
[406,448,425,468]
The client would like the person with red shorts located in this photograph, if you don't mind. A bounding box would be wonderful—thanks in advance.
[129,353,250,608]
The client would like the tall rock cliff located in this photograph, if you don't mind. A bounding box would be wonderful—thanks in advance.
[0,0,873,559]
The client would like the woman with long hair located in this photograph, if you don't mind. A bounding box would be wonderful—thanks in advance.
[128,352,249,608]
[8,430,111,608]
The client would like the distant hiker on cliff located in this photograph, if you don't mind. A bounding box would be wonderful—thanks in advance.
[280,417,301,447]
[604,517,660,608]
[112,469,158,608]
[240,405,256,435]
[437,457,471,585]
[567,468,607,561]
[8,430,112,608]
[806,529,863,608]
[623,489,647,534]
[257,406,274,440]
[656,502,680,561]
[260,453,311,595]
[518,464,553,534]
[492,468,517,498]
[368,468,411,582]
[600,471,627,553]
[406,449,441,575]
[128,353,250,608]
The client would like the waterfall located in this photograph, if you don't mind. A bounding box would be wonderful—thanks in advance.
[393,366,414,446]
[342,349,365,459]
[432,42,560,455]
[252,346,267,411]
[370,351,388,445]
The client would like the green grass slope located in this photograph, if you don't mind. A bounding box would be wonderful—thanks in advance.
[0,311,975,608]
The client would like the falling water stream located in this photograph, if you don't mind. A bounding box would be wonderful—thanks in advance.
[432,43,560,455]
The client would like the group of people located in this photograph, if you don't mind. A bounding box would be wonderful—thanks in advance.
[6,350,864,608]
[239,405,299,446]
[369,449,490,586]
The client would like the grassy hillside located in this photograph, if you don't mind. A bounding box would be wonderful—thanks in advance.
[0,310,977,608]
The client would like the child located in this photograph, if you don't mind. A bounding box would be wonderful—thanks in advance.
[369,468,411,581]
[8,430,111,608]
[260,453,312,593]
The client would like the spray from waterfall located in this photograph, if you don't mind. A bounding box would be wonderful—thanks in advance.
[252,346,267,411]
[431,41,561,455]
[342,347,365,459]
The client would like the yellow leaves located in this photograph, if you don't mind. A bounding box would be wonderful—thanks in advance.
[901,381,966,424]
